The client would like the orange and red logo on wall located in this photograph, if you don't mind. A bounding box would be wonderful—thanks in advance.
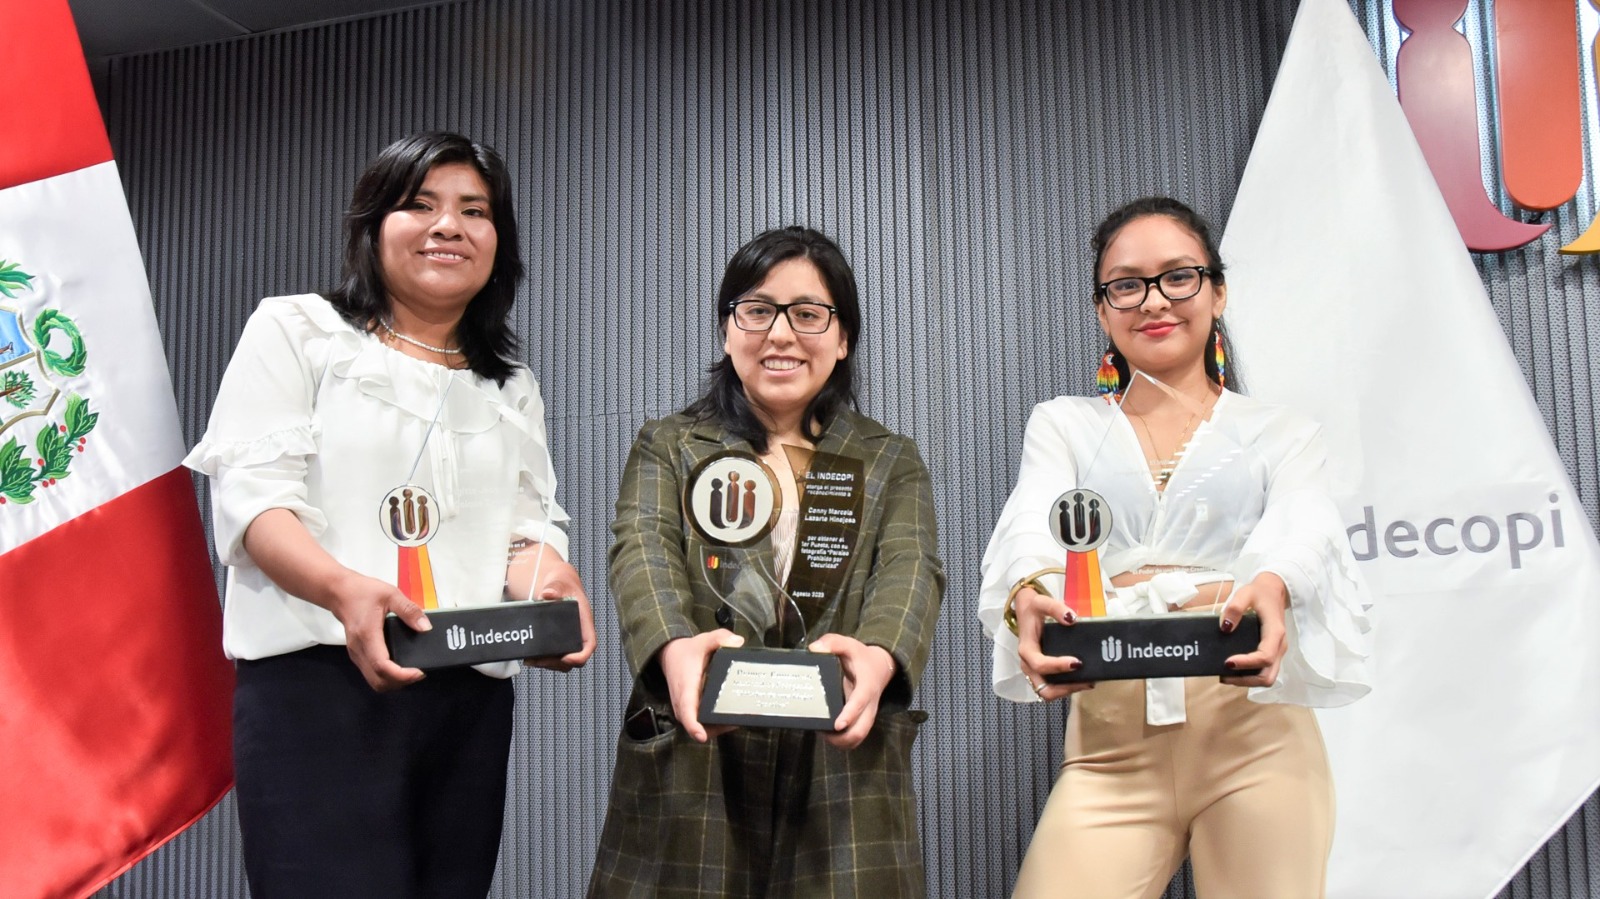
[1396,0,1600,253]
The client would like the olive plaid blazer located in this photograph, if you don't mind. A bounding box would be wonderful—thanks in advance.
[588,410,945,899]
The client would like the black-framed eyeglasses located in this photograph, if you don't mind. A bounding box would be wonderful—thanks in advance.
[1095,266,1214,310]
[729,299,838,334]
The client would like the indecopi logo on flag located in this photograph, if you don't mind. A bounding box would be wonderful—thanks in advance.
[0,3,233,898]
[1223,0,1600,896]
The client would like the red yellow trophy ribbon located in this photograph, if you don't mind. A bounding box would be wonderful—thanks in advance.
[384,484,440,610]
[1052,488,1112,617]
[397,545,440,610]
[1063,549,1107,618]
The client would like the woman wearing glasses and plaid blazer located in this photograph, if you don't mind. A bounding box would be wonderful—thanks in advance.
[588,227,945,899]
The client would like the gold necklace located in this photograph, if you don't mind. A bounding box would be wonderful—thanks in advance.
[1131,400,1211,488]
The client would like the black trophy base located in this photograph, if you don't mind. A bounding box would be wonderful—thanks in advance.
[698,647,846,731]
[384,599,583,670]
[1040,612,1263,683]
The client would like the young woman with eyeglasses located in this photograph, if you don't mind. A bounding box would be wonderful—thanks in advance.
[588,226,945,898]
[979,197,1372,898]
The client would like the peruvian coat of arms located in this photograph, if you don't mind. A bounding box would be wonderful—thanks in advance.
[0,258,98,505]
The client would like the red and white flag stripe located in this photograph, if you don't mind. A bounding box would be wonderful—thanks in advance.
[0,3,233,897]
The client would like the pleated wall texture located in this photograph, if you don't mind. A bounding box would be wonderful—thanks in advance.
[92,0,1598,896]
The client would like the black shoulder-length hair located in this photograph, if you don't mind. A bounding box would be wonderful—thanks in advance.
[325,131,525,385]
[684,226,862,453]
[1090,195,1243,393]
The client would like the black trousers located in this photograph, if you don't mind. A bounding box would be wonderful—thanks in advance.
[233,645,514,899]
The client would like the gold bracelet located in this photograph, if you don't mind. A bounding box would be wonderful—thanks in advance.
[1004,566,1067,635]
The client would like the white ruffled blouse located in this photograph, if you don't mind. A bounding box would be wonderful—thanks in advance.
[183,294,569,678]
[979,391,1373,723]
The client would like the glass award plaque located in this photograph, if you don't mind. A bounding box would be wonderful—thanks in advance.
[1039,372,1263,682]
[685,448,864,730]
[376,380,588,668]
[380,416,584,670]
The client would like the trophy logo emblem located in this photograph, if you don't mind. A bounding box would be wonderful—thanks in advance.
[1102,635,1123,663]
[379,483,443,609]
[1050,489,1112,618]
[683,451,780,548]
[379,485,438,548]
[446,624,466,651]
[1051,488,1111,553]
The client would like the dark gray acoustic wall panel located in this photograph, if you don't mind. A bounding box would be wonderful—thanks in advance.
[92,1,1599,897]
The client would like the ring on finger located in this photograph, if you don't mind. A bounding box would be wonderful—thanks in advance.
[1031,680,1048,697]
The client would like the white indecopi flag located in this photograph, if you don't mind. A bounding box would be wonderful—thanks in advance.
[1221,1,1600,896]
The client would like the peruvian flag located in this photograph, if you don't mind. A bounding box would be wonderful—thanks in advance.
[0,2,234,897]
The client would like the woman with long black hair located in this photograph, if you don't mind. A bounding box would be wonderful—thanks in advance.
[187,132,595,897]
[981,197,1372,898]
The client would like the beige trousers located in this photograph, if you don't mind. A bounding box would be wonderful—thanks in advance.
[1012,677,1334,899]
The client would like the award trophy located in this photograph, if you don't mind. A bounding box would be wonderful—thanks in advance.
[1040,371,1262,682]
[383,481,584,670]
[684,448,865,730]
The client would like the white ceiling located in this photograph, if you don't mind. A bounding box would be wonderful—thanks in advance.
[66,0,449,60]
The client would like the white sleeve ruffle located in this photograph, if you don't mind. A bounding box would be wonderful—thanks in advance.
[182,296,326,566]
[1237,415,1374,708]
[188,426,326,566]
[979,399,1083,704]
[499,369,571,560]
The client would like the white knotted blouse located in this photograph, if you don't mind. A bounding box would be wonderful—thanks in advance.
[979,390,1373,724]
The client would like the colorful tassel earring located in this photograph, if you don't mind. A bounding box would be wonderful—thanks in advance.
[1096,350,1121,399]
[1213,326,1227,389]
